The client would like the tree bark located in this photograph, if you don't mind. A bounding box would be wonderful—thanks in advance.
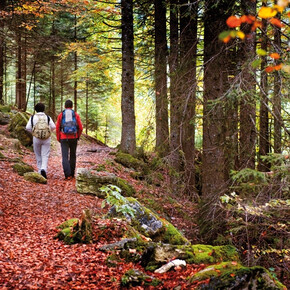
[169,0,182,190]
[120,0,136,155]
[239,0,257,170]
[201,0,236,241]
[273,11,282,154]
[179,0,198,195]
[0,0,5,105]
[155,0,169,157]
[258,15,270,171]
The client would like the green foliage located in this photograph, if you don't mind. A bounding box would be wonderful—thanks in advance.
[100,185,136,218]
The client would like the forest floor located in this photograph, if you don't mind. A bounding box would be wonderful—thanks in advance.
[0,125,202,289]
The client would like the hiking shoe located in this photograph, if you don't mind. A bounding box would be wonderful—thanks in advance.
[40,170,47,179]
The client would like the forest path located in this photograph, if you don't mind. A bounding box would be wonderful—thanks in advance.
[0,135,126,288]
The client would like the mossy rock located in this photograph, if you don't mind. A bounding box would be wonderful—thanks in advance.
[108,197,189,245]
[0,112,11,125]
[55,210,92,245]
[141,244,239,271]
[12,162,34,176]
[0,151,5,159]
[76,168,136,198]
[115,152,150,174]
[121,269,161,287]
[0,105,12,113]
[189,262,286,289]
[116,177,136,197]
[9,112,32,147]
[23,172,47,184]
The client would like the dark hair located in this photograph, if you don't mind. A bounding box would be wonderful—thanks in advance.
[35,103,45,112]
[65,100,73,108]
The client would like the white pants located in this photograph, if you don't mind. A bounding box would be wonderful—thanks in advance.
[33,137,51,173]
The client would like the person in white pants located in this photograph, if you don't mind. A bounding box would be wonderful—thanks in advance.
[26,103,56,179]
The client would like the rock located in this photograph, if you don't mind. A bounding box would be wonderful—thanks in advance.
[55,210,92,245]
[141,244,239,271]
[23,172,47,184]
[12,162,34,176]
[9,112,32,146]
[115,152,149,174]
[76,168,135,197]
[99,238,138,251]
[108,197,189,245]
[189,262,286,289]
[121,268,161,287]
[0,112,10,125]
[0,105,12,113]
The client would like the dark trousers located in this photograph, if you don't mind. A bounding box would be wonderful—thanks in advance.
[60,139,78,178]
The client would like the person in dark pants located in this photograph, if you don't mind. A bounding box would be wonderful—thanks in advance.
[56,100,83,180]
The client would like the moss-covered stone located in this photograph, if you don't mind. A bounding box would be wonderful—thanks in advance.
[116,177,136,197]
[141,244,239,271]
[9,112,32,147]
[115,152,149,174]
[189,262,286,289]
[55,210,92,245]
[23,172,47,184]
[12,162,34,176]
[0,105,12,113]
[0,112,10,125]
[121,268,161,287]
[0,151,5,159]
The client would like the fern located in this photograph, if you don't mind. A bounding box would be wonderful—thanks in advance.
[100,185,136,218]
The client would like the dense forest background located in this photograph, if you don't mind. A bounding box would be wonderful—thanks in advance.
[0,0,289,284]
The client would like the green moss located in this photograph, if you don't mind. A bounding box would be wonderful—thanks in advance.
[57,218,79,229]
[189,263,286,289]
[0,105,12,113]
[12,162,34,176]
[163,222,189,245]
[23,172,47,184]
[116,177,136,197]
[95,164,106,171]
[115,152,149,174]
[180,244,239,265]
[0,151,5,158]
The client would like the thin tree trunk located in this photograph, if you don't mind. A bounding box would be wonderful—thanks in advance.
[169,0,182,191]
[0,0,5,105]
[239,0,257,169]
[179,0,198,195]
[258,15,270,171]
[155,0,169,157]
[120,0,136,155]
[74,15,78,112]
[273,11,282,154]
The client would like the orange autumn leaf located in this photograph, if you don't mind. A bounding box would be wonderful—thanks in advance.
[226,16,241,28]
[223,35,231,43]
[274,63,283,70]
[251,20,262,31]
[231,261,238,266]
[265,66,275,73]
[240,15,255,24]
[270,53,280,60]
[230,273,236,277]
[270,18,284,28]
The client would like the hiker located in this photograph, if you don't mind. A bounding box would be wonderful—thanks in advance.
[25,102,56,179]
[56,99,83,180]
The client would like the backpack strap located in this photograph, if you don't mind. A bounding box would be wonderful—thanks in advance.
[31,115,34,128]
[47,115,50,124]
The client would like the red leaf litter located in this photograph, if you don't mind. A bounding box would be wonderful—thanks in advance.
[0,126,202,289]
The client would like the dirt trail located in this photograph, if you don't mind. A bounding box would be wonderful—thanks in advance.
[0,138,123,288]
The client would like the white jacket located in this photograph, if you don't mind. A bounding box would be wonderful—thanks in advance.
[26,112,56,133]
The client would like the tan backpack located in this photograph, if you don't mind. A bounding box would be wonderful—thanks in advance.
[32,115,51,139]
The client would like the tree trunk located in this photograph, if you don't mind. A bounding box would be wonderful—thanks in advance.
[200,0,236,241]
[169,0,182,191]
[258,16,270,171]
[0,0,5,105]
[155,0,169,157]
[273,12,282,154]
[74,15,78,112]
[120,0,136,155]
[16,32,26,110]
[239,0,257,169]
[179,0,198,196]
